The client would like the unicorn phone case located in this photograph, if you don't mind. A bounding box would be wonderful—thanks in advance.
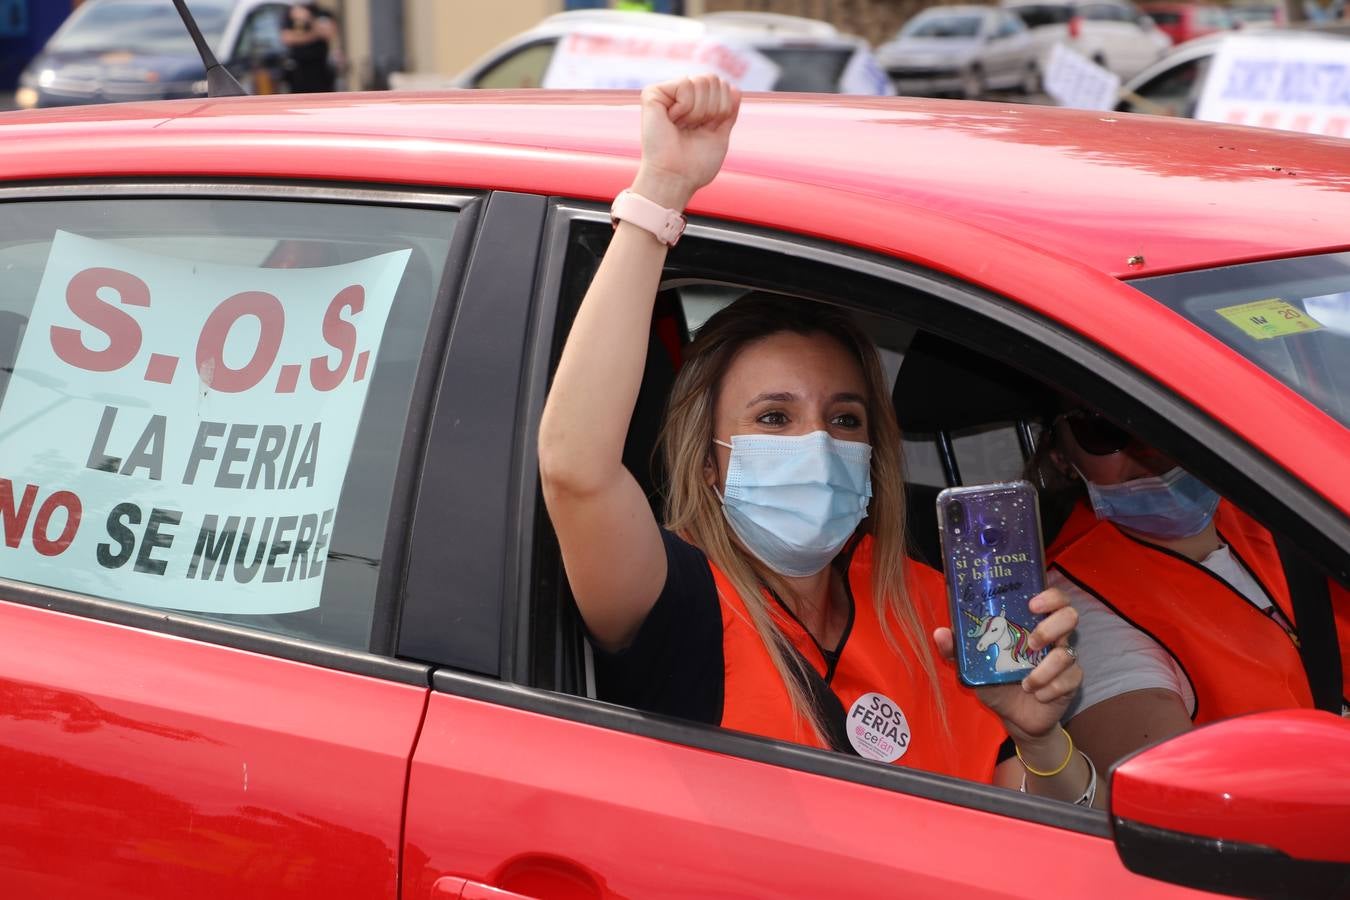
[936,480,1048,687]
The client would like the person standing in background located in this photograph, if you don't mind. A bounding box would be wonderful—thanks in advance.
[281,3,339,93]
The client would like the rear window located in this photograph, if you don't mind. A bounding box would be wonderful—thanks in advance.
[1147,10,1183,24]
[1010,4,1074,27]
[0,196,458,650]
[1133,251,1350,427]
[757,46,853,92]
[901,15,984,38]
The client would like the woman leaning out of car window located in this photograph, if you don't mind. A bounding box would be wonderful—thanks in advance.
[538,74,1097,805]
[1034,404,1350,793]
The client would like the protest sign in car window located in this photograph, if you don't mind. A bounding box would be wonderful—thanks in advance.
[0,199,456,645]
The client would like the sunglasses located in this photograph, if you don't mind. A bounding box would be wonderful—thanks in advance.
[1056,409,1134,456]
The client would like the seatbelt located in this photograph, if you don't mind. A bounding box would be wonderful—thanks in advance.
[1274,534,1344,713]
[783,641,858,756]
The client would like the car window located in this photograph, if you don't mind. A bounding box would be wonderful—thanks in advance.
[756,47,853,92]
[0,195,459,651]
[1146,9,1183,24]
[234,4,288,60]
[49,0,233,55]
[1011,3,1075,27]
[997,13,1028,35]
[473,40,557,89]
[1119,55,1208,115]
[902,14,984,38]
[1081,4,1128,21]
[1133,250,1350,428]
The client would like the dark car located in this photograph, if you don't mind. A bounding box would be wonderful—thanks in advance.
[15,0,291,109]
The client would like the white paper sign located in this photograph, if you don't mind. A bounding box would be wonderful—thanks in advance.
[1196,35,1350,137]
[1045,43,1121,111]
[839,45,896,97]
[542,25,780,91]
[0,232,409,614]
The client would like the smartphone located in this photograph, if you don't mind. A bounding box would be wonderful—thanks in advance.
[936,480,1048,687]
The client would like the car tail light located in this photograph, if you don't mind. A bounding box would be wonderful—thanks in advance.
[1068,15,1082,38]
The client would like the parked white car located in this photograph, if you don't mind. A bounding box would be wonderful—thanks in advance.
[447,10,892,95]
[876,5,1041,98]
[1003,0,1172,80]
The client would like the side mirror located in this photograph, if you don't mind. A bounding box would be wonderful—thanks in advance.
[1110,710,1350,900]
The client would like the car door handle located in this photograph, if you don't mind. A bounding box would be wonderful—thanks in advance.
[431,876,539,899]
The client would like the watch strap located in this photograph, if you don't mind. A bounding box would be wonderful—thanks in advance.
[610,189,686,246]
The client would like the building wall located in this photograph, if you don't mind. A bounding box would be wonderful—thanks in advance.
[405,0,561,76]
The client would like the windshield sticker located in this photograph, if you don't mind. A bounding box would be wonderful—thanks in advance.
[0,231,410,614]
[1215,298,1323,341]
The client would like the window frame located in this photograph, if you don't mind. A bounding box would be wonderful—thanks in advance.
[441,196,1350,834]
[0,180,481,683]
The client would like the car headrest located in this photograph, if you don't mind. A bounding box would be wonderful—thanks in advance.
[893,332,1054,434]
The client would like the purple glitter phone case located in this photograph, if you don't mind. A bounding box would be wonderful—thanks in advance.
[936,480,1048,687]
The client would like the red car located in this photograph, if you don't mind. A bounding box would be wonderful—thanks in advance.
[1140,2,1234,44]
[0,90,1347,899]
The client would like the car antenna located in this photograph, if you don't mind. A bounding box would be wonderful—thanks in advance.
[171,0,248,97]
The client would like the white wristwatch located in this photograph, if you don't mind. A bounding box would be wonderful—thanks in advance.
[610,189,686,246]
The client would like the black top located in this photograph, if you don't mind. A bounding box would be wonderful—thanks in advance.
[593,529,725,724]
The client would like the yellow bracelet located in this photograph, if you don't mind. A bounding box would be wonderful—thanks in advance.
[1015,726,1075,778]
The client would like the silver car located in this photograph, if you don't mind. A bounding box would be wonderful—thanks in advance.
[876,6,1041,99]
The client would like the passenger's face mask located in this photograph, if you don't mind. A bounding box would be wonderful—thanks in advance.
[715,431,872,578]
[1081,465,1220,539]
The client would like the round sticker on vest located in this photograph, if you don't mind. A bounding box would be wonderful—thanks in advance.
[846,692,911,762]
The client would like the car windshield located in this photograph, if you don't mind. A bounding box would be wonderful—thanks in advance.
[1133,251,1350,427]
[757,47,852,92]
[1010,4,1075,27]
[1147,10,1183,24]
[902,15,983,38]
[48,0,233,56]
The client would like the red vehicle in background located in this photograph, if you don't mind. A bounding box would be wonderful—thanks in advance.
[0,83,1348,900]
[1140,2,1235,43]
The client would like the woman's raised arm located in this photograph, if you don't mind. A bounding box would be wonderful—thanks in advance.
[538,75,739,651]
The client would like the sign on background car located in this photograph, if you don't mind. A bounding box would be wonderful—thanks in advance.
[1116,26,1350,135]
[440,9,892,95]
[1,44,1349,900]
[536,24,781,91]
[1195,33,1350,135]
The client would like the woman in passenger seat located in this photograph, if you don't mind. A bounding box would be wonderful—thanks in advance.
[539,74,1097,805]
[1038,405,1350,787]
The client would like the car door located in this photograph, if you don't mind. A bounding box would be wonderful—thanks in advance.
[0,184,479,898]
[396,199,1321,899]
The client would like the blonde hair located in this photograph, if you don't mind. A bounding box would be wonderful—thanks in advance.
[659,293,941,744]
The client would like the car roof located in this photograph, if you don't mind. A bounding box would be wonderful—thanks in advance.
[3,91,1344,282]
[6,92,1348,511]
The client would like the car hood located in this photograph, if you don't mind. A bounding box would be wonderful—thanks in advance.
[25,49,206,86]
[877,37,981,63]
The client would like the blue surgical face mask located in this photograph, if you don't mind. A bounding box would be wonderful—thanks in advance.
[1081,465,1220,539]
[715,431,872,578]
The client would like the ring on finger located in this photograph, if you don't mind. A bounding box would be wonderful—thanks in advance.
[1062,645,1079,663]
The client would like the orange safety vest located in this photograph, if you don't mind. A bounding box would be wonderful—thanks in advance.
[711,535,1006,782]
[1049,500,1350,721]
